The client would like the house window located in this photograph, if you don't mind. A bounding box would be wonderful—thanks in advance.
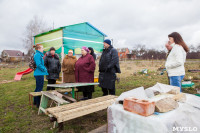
[17,53,21,56]
[2,53,7,57]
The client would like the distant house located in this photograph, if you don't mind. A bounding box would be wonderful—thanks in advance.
[117,48,130,59]
[1,50,24,62]
[117,48,136,60]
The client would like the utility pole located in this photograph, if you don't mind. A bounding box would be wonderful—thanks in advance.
[111,39,113,46]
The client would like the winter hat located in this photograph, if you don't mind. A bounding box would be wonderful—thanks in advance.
[82,46,89,53]
[68,49,73,54]
[104,39,111,45]
[50,47,56,51]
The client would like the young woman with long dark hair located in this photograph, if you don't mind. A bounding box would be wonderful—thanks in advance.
[165,32,189,92]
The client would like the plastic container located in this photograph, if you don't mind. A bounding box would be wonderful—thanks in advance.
[94,77,99,83]
[181,82,195,88]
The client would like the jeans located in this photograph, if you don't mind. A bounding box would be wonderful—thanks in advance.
[169,75,184,92]
[34,76,44,107]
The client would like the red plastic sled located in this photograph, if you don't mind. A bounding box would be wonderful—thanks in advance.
[14,68,33,81]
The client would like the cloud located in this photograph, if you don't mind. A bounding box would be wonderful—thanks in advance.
[0,0,200,54]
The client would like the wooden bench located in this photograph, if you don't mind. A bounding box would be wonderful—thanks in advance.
[45,95,117,128]
[29,88,78,108]
[38,91,73,115]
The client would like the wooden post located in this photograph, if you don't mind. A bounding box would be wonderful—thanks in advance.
[61,44,64,83]
[72,87,75,98]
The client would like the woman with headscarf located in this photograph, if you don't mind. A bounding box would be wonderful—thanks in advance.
[62,50,77,83]
[75,46,96,100]
[88,47,96,60]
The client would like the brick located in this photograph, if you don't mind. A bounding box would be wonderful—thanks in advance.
[123,97,155,117]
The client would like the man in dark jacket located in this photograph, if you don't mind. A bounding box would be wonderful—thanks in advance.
[44,47,61,90]
[99,39,121,96]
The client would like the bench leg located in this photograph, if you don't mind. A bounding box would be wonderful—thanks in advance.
[38,95,49,115]
[76,92,79,100]
[58,122,64,131]
[29,94,33,109]
[29,94,31,106]
[72,87,75,98]
[53,121,58,128]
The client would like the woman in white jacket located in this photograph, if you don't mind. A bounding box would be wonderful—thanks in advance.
[165,32,189,92]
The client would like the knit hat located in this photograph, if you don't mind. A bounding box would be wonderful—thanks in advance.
[50,47,55,51]
[104,39,111,45]
[82,46,89,53]
[68,49,73,54]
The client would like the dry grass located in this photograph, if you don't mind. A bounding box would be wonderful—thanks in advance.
[0,60,199,133]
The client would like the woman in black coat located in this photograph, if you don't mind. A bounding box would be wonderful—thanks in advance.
[44,47,61,90]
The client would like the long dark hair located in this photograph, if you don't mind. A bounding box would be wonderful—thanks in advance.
[88,47,94,55]
[168,32,189,52]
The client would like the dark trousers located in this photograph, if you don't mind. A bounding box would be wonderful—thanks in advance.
[83,91,92,99]
[47,79,56,91]
[102,88,115,96]
[34,76,44,107]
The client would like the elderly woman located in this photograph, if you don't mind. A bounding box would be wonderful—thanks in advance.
[75,46,96,100]
[62,50,77,83]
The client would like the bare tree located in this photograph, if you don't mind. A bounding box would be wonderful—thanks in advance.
[132,44,147,59]
[23,16,51,56]
[197,44,200,52]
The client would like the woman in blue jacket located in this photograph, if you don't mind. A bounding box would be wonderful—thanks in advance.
[33,44,48,108]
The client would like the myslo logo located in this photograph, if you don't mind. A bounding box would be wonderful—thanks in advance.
[173,127,198,132]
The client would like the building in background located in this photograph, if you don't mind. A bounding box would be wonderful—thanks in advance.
[34,22,107,60]
[1,50,24,62]
[117,48,136,60]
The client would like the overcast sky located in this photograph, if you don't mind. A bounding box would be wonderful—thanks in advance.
[0,0,200,53]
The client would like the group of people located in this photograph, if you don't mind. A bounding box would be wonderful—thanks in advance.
[32,32,189,108]
[32,39,120,107]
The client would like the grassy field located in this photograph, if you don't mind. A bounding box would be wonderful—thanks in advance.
[0,60,199,133]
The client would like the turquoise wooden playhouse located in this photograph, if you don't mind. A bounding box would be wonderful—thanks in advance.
[34,22,107,59]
